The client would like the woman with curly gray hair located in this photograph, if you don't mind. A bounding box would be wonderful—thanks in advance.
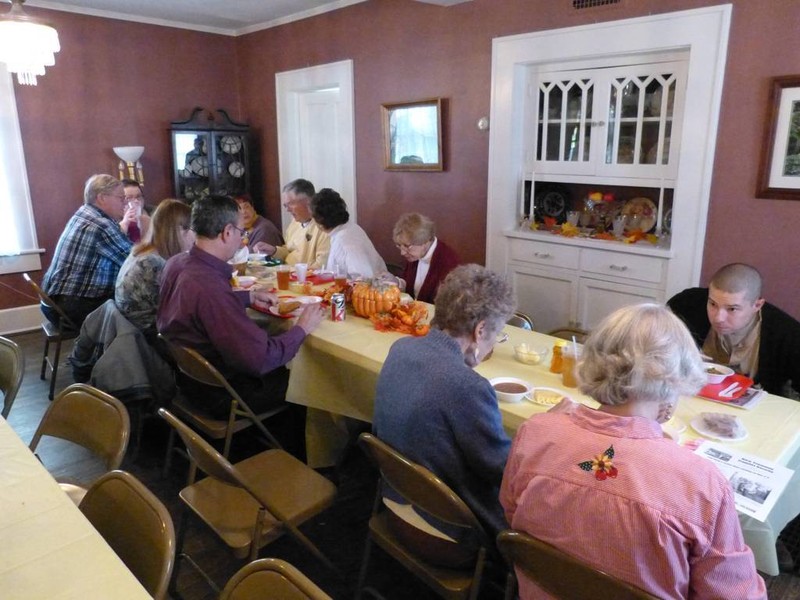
[501,304,766,600]
[373,264,516,567]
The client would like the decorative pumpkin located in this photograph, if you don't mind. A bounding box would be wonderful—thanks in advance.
[352,281,401,318]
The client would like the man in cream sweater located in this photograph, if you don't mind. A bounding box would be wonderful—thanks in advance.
[253,178,330,269]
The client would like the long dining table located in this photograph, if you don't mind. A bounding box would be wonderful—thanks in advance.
[253,297,800,576]
[0,416,151,599]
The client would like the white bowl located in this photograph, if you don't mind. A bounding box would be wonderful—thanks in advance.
[236,276,257,289]
[514,343,550,365]
[490,377,532,403]
[704,363,734,384]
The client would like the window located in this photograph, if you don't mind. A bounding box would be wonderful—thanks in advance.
[0,65,41,274]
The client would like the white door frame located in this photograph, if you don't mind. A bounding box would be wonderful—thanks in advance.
[276,59,356,229]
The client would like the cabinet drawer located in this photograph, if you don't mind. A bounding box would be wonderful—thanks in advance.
[508,239,579,269]
[580,249,665,285]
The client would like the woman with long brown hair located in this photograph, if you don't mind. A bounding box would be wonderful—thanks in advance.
[115,198,194,339]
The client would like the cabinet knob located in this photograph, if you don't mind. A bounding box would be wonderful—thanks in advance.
[533,252,552,259]
[609,264,628,272]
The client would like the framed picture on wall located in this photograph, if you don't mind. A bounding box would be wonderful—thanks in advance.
[382,98,443,171]
[757,76,800,200]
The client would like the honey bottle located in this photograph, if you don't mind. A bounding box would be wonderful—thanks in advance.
[550,340,567,373]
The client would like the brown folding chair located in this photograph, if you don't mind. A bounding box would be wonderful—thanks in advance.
[23,272,80,400]
[158,334,290,474]
[29,383,130,505]
[79,470,176,600]
[547,326,589,344]
[355,433,491,600]
[0,335,24,418]
[158,408,338,594]
[496,530,659,600]
[219,558,331,600]
[507,312,534,331]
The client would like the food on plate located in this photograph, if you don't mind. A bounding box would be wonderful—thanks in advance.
[370,301,429,336]
[699,412,746,440]
[533,389,563,405]
[494,382,528,394]
[706,367,725,375]
[278,300,302,315]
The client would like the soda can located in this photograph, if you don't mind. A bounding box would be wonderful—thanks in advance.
[330,292,346,322]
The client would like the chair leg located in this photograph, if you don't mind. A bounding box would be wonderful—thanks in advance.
[468,547,487,600]
[504,569,517,600]
[40,337,50,380]
[48,337,63,400]
[354,534,375,600]
[163,427,177,477]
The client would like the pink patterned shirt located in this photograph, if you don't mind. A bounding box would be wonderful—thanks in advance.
[500,405,766,600]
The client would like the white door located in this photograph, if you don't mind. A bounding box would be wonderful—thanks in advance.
[276,60,356,230]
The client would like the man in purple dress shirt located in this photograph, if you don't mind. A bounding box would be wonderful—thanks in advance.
[157,195,324,457]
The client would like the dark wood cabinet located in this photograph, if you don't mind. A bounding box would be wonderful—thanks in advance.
[170,108,255,202]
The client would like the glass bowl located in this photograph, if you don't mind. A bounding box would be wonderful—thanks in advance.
[514,343,550,366]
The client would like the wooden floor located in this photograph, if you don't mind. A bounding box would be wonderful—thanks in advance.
[5,330,800,599]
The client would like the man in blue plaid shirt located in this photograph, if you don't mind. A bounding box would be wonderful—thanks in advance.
[42,174,134,328]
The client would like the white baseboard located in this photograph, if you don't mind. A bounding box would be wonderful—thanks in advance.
[0,304,42,335]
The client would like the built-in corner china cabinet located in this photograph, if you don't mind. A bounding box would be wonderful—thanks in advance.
[486,6,732,333]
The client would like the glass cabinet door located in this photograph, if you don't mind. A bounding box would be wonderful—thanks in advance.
[173,132,211,202]
[602,62,685,178]
[210,133,248,198]
[535,72,596,175]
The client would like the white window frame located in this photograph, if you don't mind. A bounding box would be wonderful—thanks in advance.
[0,65,42,274]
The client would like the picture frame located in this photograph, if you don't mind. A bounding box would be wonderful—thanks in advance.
[757,76,800,200]
[382,98,443,171]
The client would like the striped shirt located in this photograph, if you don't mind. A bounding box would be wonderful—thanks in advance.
[500,405,766,599]
[43,204,132,299]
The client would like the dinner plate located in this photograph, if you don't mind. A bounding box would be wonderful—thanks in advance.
[526,386,568,406]
[690,415,748,442]
[267,295,322,318]
[622,197,657,232]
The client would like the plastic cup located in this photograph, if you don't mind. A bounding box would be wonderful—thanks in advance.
[276,265,291,290]
[566,211,580,226]
[612,215,627,237]
[561,346,581,388]
[295,263,308,283]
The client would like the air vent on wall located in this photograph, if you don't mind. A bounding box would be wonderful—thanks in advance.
[573,0,621,8]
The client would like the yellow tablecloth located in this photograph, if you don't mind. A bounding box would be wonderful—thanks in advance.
[277,303,800,575]
[0,417,151,599]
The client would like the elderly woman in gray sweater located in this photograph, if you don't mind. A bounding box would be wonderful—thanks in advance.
[373,264,516,567]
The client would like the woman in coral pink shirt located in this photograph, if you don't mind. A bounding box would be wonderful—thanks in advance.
[500,304,766,600]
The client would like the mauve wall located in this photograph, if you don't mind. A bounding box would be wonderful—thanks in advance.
[4,0,800,320]
[238,0,800,318]
[0,8,239,309]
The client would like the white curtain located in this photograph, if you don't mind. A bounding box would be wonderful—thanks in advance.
[0,64,38,257]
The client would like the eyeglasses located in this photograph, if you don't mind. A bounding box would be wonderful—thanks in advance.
[124,194,143,202]
[495,332,509,344]
[395,241,424,251]
[229,223,247,237]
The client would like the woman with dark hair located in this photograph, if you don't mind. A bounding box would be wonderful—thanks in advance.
[311,188,387,278]
[234,193,283,250]
[373,264,516,566]
[501,304,766,599]
[115,199,194,339]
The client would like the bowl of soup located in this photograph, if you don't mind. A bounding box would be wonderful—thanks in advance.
[490,377,532,403]
[704,363,734,384]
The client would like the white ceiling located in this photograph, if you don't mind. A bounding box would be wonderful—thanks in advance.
[22,0,471,36]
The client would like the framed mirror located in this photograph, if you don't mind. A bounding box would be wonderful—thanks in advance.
[382,98,443,171]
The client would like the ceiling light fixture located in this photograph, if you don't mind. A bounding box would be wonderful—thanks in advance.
[0,0,60,86]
